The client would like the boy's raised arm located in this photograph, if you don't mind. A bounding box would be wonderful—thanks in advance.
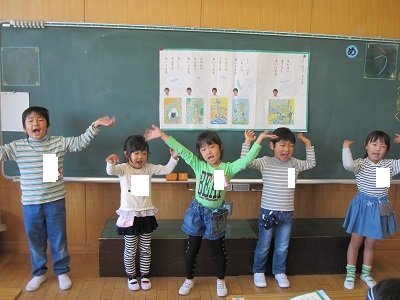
[93,116,116,128]
[297,133,312,148]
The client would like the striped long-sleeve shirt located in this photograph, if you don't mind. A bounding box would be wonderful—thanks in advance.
[342,147,400,197]
[241,143,316,211]
[0,124,100,205]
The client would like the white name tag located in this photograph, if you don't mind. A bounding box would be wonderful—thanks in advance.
[43,154,58,182]
[131,175,150,196]
[376,168,390,188]
[288,168,296,188]
[214,170,226,190]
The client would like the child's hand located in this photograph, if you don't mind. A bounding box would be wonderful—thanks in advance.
[170,148,179,160]
[144,124,168,141]
[394,134,400,144]
[244,130,256,144]
[94,116,116,128]
[298,133,312,147]
[343,140,354,148]
[106,154,119,164]
[255,131,278,144]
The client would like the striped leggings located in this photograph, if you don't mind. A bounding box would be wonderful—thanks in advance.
[123,233,152,276]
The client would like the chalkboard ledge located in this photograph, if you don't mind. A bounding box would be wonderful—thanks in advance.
[4,176,365,184]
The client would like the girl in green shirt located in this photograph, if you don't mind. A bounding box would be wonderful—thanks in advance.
[145,125,268,297]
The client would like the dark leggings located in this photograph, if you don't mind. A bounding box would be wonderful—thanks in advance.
[185,235,227,279]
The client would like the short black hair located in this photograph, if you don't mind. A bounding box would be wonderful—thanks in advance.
[270,127,295,145]
[123,135,149,162]
[363,130,390,159]
[367,278,400,300]
[196,131,223,160]
[22,106,50,129]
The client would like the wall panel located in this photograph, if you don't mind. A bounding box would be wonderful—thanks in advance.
[310,0,333,34]
[330,0,350,35]
[364,1,384,38]
[200,0,226,28]
[240,0,261,30]
[382,0,400,38]
[347,0,367,37]
[0,0,84,22]
[65,183,87,245]
[277,0,312,33]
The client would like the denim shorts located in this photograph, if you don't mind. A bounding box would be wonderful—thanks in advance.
[181,199,229,240]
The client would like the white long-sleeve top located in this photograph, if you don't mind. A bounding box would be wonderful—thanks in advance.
[106,156,178,212]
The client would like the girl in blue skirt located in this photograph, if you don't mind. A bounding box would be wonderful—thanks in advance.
[342,131,399,290]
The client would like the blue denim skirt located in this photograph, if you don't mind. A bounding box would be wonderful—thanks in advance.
[181,199,228,240]
[343,192,398,239]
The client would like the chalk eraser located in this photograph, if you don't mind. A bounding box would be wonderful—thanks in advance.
[178,173,188,181]
[166,173,178,181]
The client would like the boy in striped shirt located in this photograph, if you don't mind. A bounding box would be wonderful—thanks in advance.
[241,127,316,289]
[0,106,115,292]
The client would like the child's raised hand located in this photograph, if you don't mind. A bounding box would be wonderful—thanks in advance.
[394,134,400,144]
[255,131,278,144]
[170,148,179,160]
[343,139,354,148]
[144,124,166,141]
[244,130,257,144]
[298,133,312,147]
[106,154,119,164]
[94,116,116,127]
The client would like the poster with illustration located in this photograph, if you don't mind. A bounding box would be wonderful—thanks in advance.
[160,49,309,130]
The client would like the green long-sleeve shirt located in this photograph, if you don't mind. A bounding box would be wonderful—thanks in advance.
[165,136,262,209]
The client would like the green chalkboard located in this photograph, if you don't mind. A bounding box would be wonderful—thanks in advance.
[1,23,400,179]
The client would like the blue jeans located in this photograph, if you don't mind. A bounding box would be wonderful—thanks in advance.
[182,199,228,240]
[253,208,293,274]
[22,198,70,276]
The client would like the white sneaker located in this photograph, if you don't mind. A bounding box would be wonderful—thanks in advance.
[253,273,267,288]
[26,275,46,292]
[179,279,194,296]
[344,276,355,290]
[58,273,72,290]
[216,279,228,297]
[275,273,290,288]
[127,276,140,291]
[361,274,377,288]
[141,277,152,291]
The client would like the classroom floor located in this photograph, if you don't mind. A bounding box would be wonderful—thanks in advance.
[0,250,399,300]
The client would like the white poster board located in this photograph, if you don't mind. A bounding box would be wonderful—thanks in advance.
[160,49,309,131]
